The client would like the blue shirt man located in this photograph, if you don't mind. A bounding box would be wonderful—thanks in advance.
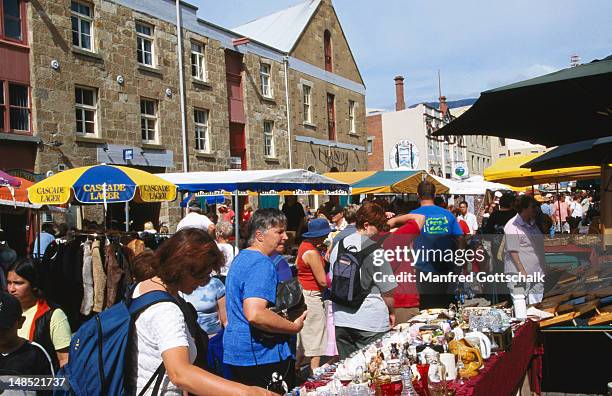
[33,231,55,258]
[410,204,464,273]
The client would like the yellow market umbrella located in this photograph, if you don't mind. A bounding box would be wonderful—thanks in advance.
[28,165,177,232]
[484,153,601,187]
[28,165,177,204]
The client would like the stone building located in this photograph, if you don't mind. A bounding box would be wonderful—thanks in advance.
[1,0,366,228]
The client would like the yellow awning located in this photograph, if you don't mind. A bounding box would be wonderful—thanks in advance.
[484,153,601,187]
[322,171,376,185]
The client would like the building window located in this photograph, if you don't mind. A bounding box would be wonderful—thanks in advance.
[327,93,336,140]
[260,63,272,98]
[367,137,373,155]
[324,30,332,72]
[140,98,157,143]
[263,121,275,157]
[348,100,356,134]
[8,83,29,131]
[2,0,22,40]
[136,22,154,66]
[71,1,93,50]
[302,85,311,123]
[194,108,209,152]
[75,86,97,135]
[191,42,207,81]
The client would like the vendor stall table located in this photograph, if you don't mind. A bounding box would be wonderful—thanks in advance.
[450,320,542,396]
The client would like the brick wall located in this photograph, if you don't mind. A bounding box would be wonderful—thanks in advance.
[367,114,384,170]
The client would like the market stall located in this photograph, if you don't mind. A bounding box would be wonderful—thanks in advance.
[158,169,350,248]
[297,307,542,396]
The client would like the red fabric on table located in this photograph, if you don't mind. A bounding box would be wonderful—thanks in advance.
[449,320,541,396]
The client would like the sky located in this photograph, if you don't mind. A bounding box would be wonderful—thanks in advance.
[190,0,611,110]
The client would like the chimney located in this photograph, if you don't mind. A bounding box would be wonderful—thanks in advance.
[394,75,405,111]
[439,95,448,117]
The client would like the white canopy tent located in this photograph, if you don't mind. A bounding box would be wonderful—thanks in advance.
[433,175,513,195]
[157,169,350,248]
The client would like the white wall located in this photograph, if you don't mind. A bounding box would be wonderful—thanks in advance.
[381,106,428,170]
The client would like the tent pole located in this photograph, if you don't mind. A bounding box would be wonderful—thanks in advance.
[556,181,561,234]
[36,211,41,258]
[125,201,129,232]
[234,190,240,251]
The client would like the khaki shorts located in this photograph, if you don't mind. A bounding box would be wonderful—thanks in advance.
[297,290,328,357]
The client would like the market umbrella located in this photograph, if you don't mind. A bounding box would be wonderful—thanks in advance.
[350,170,449,195]
[432,56,612,146]
[0,170,21,188]
[521,137,612,171]
[483,153,601,187]
[28,165,177,230]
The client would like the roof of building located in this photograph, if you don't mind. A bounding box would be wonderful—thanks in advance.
[232,0,321,53]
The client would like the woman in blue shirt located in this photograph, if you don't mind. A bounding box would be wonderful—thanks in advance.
[183,277,227,337]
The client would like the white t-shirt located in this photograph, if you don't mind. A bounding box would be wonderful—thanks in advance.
[570,201,583,218]
[459,212,478,234]
[215,242,238,276]
[176,212,213,232]
[130,284,196,395]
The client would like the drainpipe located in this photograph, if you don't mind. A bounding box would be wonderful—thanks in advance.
[283,56,293,169]
[176,0,188,173]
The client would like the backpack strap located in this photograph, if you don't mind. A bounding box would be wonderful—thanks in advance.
[357,234,391,263]
[128,289,176,396]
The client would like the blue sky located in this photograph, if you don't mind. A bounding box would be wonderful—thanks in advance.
[191,0,611,110]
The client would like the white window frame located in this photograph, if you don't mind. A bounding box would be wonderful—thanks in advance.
[260,63,272,98]
[263,121,275,158]
[302,84,312,123]
[191,42,207,81]
[194,108,210,153]
[348,100,356,134]
[136,22,154,67]
[367,137,373,155]
[71,1,93,51]
[140,98,158,143]
[75,86,97,136]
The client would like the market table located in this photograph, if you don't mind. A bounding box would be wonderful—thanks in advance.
[450,320,542,396]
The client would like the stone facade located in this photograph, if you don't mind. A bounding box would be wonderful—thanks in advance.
[21,0,367,228]
[288,0,367,173]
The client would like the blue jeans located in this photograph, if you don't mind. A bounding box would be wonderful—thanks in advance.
[549,225,555,238]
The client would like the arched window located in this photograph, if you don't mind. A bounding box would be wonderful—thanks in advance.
[324,30,332,72]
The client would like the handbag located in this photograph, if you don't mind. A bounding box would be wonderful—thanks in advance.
[251,277,307,343]
[270,277,307,321]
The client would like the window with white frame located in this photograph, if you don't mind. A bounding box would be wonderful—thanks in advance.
[260,63,272,98]
[348,100,356,134]
[191,42,207,81]
[140,98,157,143]
[367,137,373,155]
[263,121,274,157]
[302,85,311,123]
[8,83,29,131]
[71,1,93,50]
[194,108,209,152]
[75,86,97,135]
[136,22,154,66]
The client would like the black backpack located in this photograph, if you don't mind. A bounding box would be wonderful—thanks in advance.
[330,235,388,309]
